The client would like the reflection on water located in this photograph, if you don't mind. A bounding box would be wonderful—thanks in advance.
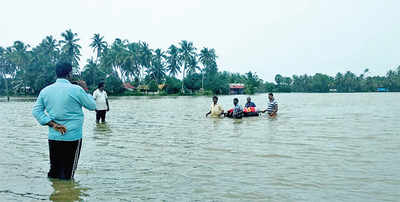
[49,179,88,201]
[94,123,112,133]
[1,93,400,201]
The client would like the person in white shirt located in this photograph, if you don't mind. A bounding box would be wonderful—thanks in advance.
[263,93,278,117]
[93,82,109,123]
[206,96,224,118]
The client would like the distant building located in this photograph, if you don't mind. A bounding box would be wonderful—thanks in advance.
[229,83,245,94]
[137,85,149,93]
[377,88,388,92]
[123,83,135,91]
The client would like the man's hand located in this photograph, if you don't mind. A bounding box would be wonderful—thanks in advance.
[53,124,67,135]
[107,107,110,112]
[77,80,89,92]
[48,121,67,135]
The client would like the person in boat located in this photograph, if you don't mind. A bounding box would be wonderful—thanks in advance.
[245,97,256,108]
[243,97,259,116]
[206,96,224,117]
[263,93,278,116]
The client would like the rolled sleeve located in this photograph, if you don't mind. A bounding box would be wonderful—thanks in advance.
[32,93,51,125]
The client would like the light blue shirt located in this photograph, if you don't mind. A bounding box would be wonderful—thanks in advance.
[32,79,96,141]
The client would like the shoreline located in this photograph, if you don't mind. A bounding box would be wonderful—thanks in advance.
[0,91,398,101]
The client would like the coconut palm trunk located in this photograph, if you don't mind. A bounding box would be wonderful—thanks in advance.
[181,64,186,93]
[3,74,9,101]
[201,69,204,90]
[5,77,9,101]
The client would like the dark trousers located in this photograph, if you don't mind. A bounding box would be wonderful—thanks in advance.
[96,110,107,123]
[48,139,82,180]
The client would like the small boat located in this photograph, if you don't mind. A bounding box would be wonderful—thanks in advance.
[225,107,261,119]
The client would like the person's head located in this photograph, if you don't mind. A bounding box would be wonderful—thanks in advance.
[233,98,239,105]
[212,96,218,104]
[268,93,274,101]
[98,82,105,91]
[247,97,251,103]
[55,62,72,79]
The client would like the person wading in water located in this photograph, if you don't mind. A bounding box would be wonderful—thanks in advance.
[32,62,96,180]
[206,96,224,118]
[263,93,278,116]
[93,82,109,124]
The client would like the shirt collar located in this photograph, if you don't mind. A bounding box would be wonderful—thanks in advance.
[56,78,71,84]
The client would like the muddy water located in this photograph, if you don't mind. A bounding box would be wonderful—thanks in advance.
[0,93,399,201]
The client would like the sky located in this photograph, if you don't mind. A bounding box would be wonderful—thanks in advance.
[1,0,400,82]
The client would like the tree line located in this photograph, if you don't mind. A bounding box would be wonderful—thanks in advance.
[271,68,400,93]
[1,29,400,100]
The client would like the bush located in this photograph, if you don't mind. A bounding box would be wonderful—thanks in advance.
[105,75,125,95]
[148,80,158,92]
[165,77,181,94]
[122,91,144,96]
[195,90,213,96]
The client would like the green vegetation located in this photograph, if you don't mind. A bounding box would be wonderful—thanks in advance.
[1,30,400,101]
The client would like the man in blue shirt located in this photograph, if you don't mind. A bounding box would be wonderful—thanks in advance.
[32,62,96,180]
[245,97,256,108]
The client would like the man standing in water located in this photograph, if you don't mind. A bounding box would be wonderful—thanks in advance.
[93,82,109,124]
[263,93,278,116]
[206,96,224,117]
[32,62,96,180]
[233,98,244,118]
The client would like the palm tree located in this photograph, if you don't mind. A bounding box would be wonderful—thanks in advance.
[0,46,15,101]
[148,48,166,84]
[82,58,103,87]
[41,36,59,63]
[139,41,152,84]
[199,47,217,89]
[10,41,30,95]
[60,29,81,70]
[90,33,107,62]
[166,45,181,77]
[199,48,217,71]
[100,38,126,79]
[186,54,200,75]
[178,40,196,93]
[122,42,141,81]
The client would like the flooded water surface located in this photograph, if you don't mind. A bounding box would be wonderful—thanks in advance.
[0,93,399,201]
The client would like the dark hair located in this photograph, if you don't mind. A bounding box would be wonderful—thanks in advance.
[213,96,218,100]
[233,98,239,102]
[98,82,105,88]
[55,62,72,78]
[269,93,273,96]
